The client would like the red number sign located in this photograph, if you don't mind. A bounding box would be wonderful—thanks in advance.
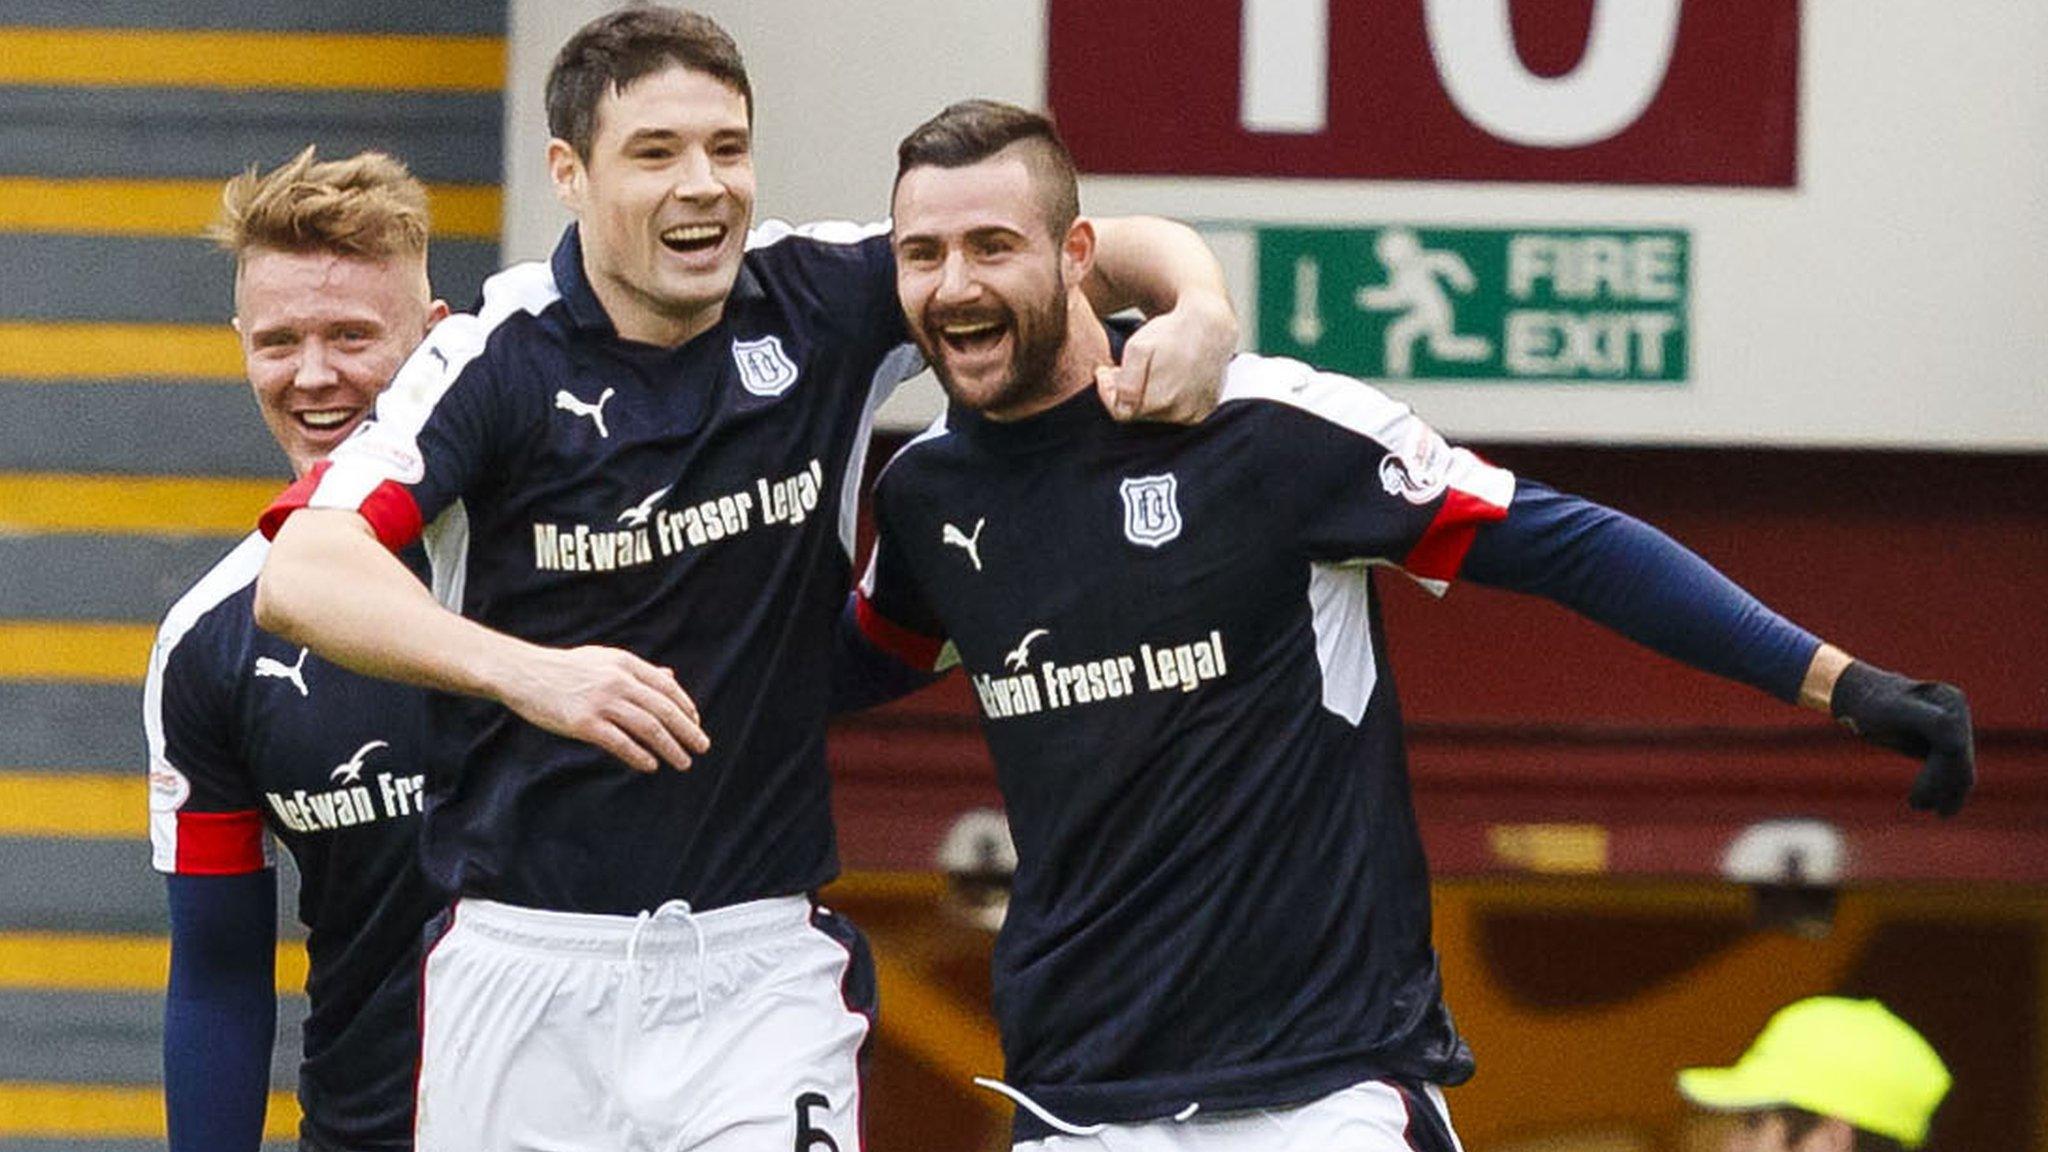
[1047,0,1797,186]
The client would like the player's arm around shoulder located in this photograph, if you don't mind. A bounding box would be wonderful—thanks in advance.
[256,510,711,774]
[1087,216,1239,423]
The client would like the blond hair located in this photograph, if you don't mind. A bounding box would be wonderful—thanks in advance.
[210,145,430,264]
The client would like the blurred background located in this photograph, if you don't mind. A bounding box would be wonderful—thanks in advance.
[0,1,2041,1148]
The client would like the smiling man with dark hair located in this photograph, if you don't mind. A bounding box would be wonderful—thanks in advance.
[844,99,1975,1152]
[251,8,1239,1151]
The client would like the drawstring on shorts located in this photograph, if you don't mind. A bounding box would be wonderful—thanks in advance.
[614,899,710,1138]
[624,899,710,1018]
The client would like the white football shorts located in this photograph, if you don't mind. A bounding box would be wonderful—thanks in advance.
[415,895,873,1152]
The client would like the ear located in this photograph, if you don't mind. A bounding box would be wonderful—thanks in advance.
[424,299,451,330]
[547,137,586,213]
[1062,217,1097,290]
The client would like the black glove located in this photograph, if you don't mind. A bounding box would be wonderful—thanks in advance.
[1829,660,1975,816]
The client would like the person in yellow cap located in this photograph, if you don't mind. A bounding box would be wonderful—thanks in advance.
[1677,996,1952,1152]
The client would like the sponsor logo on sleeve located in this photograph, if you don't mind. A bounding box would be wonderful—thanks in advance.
[148,757,191,811]
[336,424,426,484]
[1377,427,1453,504]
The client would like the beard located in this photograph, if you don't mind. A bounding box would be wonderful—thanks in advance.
[914,279,1072,418]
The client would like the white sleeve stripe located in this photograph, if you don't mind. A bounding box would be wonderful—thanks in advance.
[309,465,388,514]
[1445,448,1516,508]
[746,217,891,250]
[1218,353,1416,443]
[1219,352,1516,504]
[310,260,562,509]
[145,533,267,871]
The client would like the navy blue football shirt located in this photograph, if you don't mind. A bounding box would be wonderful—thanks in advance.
[263,222,923,915]
[855,353,1515,1137]
[148,534,438,1149]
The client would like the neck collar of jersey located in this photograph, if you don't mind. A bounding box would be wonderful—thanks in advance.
[947,323,1134,454]
[551,224,767,340]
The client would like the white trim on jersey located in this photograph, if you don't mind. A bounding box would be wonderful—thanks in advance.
[1221,353,1513,600]
[1306,561,1380,726]
[426,500,471,614]
[306,261,561,609]
[837,343,928,560]
[310,261,563,519]
[1218,354,1517,518]
[145,533,276,872]
[745,217,892,250]
[858,405,954,598]
[871,406,953,490]
[1221,353,1514,723]
[746,213,917,558]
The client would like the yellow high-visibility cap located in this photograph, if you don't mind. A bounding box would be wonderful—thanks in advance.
[1677,996,1951,1148]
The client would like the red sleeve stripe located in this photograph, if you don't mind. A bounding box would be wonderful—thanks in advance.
[258,460,425,552]
[173,809,268,875]
[1404,486,1510,582]
[855,593,947,672]
[258,461,327,540]
[357,478,426,551]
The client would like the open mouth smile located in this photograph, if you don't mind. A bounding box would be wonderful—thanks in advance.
[938,319,1009,357]
[660,223,727,254]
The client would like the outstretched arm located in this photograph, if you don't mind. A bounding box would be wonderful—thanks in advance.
[164,871,276,1152]
[256,509,709,773]
[1086,216,1239,423]
[1462,480,1974,815]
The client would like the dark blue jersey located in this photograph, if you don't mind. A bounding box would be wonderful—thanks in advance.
[147,534,439,1151]
[264,222,921,915]
[854,354,1516,1138]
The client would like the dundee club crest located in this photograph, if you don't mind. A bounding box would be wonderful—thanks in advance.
[732,335,799,397]
[1119,474,1182,548]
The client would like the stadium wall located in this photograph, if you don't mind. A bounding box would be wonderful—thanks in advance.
[505,0,2046,449]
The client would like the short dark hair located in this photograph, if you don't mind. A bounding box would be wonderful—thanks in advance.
[895,99,1080,236]
[1752,1107,1913,1152]
[545,5,752,159]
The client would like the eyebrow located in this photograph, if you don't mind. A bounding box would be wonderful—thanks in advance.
[619,124,750,148]
[621,128,685,148]
[247,317,384,339]
[895,223,1029,248]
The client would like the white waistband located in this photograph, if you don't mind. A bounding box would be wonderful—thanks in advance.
[452,895,811,958]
